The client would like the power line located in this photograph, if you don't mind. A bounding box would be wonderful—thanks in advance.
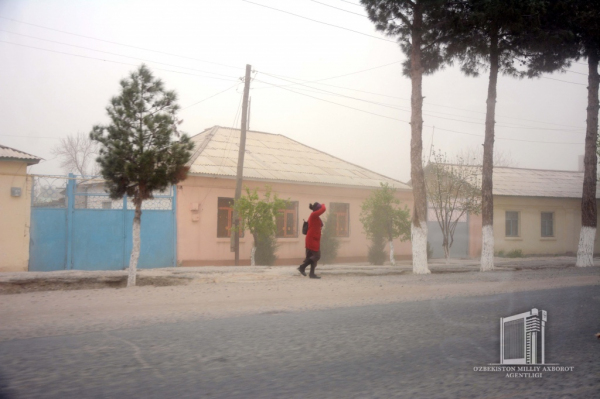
[0,29,241,80]
[540,76,586,86]
[255,78,409,122]
[258,72,584,132]
[181,83,241,111]
[255,61,402,92]
[0,40,240,82]
[259,71,407,109]
[0,15,242,71]
[307,0,367,17]
[338,0,363,7]
[257,78,585,145]
[258,69,586,129]
[422,101,583,129]
[0,134,60,139]
[241,0,396,43]
[430,126,583,145]
[1,85,241,140]
[566,70,588,76]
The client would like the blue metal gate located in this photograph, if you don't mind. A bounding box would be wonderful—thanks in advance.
[29,174,177,271]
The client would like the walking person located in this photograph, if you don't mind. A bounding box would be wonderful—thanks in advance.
[298,202,326,279]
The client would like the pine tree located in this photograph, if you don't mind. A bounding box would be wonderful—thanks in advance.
[90,65,194,287]
[550,1,600,267]
[361,0,454,274]
[442,0,574,271]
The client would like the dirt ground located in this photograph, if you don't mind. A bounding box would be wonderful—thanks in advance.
[1,257,598,342]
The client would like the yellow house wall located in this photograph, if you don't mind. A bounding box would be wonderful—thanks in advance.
[492,196,600,255]
[0,161,33,272]
[177,176,414,265]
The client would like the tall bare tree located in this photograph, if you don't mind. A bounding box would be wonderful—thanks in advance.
[51,132,99,176]
[425,150,482,262]
[454,145,518,167]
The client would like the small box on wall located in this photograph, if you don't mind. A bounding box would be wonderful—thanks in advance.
[11,187,22,197]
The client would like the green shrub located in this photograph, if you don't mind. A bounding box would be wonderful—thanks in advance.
[368,235,387,265]
[495,250,505,257]
[505,249,523,258]
[254,234,278,266]
[320,213,340,264]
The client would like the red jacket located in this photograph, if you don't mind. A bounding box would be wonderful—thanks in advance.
[305,204,326,251]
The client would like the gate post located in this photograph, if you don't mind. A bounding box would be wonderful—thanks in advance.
[172,184,177,267]
[66,173,75,269]
[122,195,128,269]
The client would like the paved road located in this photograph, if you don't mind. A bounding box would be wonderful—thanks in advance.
[1,285,598,398]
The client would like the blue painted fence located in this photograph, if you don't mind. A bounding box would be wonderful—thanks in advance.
[29,174,176,271]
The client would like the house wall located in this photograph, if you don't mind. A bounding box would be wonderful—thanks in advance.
[177,176,414,265]
[468,196,600,256]
[0,161,33,272]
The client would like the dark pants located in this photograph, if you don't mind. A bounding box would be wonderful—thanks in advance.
[299,249,321,276]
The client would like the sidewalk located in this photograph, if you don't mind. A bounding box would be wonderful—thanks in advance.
[0,256,594,294]
[2,257,598,342]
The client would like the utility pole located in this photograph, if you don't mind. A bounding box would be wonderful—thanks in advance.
[247,97,251,130]
[231,64,251,265]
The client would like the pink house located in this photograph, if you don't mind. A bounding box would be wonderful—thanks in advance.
[177,126,413,266]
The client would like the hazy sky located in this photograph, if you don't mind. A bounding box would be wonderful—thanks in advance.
[0,0,594,183]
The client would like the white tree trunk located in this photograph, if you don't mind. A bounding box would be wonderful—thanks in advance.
[127,206,142,287]
[480,225,494,272]
[576,226,596,267]
[389,240,396,266]
[411,223,430,274]
[444,244,450,265]
[251,246,256,266]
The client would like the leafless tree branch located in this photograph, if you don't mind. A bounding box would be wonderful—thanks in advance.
[51,132,100,176]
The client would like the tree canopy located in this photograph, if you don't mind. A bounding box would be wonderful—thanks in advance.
[91,64,193,205]
[360,183,411,242]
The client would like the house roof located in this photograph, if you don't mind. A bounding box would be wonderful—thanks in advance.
[187,126,410,190]
[492,166,600,198]
[428,163,600,199]
[0,144,42,165]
